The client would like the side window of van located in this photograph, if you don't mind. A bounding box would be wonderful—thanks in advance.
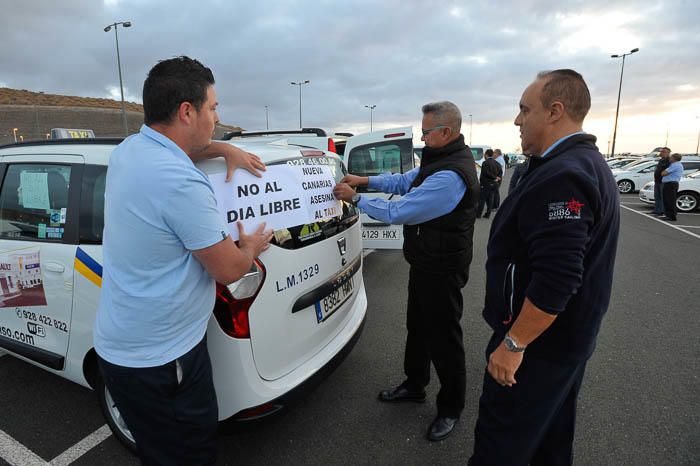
[347,139,414,184]
[79,165,107,244]
[0,164,72,241]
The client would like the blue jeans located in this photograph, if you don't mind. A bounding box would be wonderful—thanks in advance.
[653,182,664,214]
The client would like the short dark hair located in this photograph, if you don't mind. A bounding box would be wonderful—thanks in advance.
[671,153,682,161]
[143,56,215,125]
[536,69,591,122]
[485,149,494,158]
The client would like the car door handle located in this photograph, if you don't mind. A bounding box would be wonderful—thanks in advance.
[45,262,65,273]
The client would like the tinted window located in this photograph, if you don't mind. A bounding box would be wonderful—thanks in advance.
[79,165,107,244]
[682,162,700,171]
[0,164,72,241]
[268,156,358,250]
[471,148,484,161]
[347,139,413,177]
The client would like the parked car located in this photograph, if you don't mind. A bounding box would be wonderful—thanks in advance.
[613,157,700,193]
[639,170,700,212]
[606,157,639,170]
[0,138,367,452]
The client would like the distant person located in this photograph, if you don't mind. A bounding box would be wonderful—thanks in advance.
[652,147,671,216]
[94,56,273,465]
[468,69,620,466]
[492,149,506,208]
[507,156,529,195]
[476,149,502,218]
[504,153,510,166]
[333,101,479,442]
[660,153,683,221]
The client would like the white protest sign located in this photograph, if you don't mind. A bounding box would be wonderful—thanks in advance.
[209,164,343,240]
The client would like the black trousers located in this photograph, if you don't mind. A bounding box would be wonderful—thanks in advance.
[662,181,679,220]
[493,182,501,208]
[97,337,218,466]
[403,266,467,418]
[477,184,497,217]
[468,333,588,466]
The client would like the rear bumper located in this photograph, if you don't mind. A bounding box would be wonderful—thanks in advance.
[221,312,366,428]
[208,279,367,422]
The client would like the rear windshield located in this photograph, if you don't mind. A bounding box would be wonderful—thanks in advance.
[268,156,359,250]
[471,148,484,161]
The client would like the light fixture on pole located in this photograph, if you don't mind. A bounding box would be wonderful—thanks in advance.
[468,114,473,146]
[364,104,376,132]
[104,20,132,137]
[265,105,269,130]
[610,47,639,157]
[12,128,18,143]
[290,80,310,128]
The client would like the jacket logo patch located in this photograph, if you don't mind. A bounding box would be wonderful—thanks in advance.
[548,198,584,220]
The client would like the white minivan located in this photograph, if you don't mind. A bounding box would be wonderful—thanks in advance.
[0,137,367,451]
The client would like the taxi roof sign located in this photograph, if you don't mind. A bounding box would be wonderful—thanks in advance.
[51,128,96,139]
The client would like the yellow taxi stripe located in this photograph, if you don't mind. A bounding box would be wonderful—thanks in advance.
[74,258,102,288]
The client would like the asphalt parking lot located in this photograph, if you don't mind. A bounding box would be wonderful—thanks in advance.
[1,181,698,466]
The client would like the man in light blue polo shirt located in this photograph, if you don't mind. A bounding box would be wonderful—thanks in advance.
[660,153,683,221]
[95,56,272,465]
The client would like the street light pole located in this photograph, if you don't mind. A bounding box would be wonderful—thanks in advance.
[290,80,310,128]
[104,21,132,137]
[695,116,699,155]
[265,106,269,130]
[364,105,376,132]
[610,47,639,157]
[468,114,473,146]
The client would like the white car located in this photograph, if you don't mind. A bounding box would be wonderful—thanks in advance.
[617,158,700,194]
[639,170,700,212]
[606,157,639,170]
[0,138,367,451]
[225,127,418,250]
[613,160,658,193]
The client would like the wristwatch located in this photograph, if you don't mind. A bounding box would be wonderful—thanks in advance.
[351,193,361,206]
[504,333,526,352]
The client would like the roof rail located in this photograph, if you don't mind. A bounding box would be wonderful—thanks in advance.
[221,128,328,140]
[0,138,124,150]
[334,132,354,137]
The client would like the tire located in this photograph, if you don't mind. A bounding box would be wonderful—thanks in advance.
[96,374,138,453]
[676,191,699,212]
[617,180,634,193]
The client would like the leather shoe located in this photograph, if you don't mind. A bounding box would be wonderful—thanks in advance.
[377,385,426,403]
[427,416,458,442]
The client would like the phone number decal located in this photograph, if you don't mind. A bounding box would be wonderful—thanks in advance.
[15,308,69,333]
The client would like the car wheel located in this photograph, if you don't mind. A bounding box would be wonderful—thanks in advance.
[676,191,699,212]
[617,180,634,193]
[96,374,138,453]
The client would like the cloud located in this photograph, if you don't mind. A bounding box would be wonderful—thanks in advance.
[0,0,698,152]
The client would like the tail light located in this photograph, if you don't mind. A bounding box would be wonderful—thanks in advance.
[213,259,266,339]
[327,138,337,153]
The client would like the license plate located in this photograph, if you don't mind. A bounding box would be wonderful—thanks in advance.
[361,228,401,240]
[315,278,354,323]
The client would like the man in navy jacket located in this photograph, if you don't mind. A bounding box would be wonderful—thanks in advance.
[469,69,620,466]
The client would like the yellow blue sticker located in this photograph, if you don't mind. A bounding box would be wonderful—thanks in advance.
[74,247,102,287]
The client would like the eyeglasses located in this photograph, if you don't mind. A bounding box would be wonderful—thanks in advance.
[421,125,449,136]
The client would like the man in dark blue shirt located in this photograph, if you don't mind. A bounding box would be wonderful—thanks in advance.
[334,101,479,441]
[468,70,620,466]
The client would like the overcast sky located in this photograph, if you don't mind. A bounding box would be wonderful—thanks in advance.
[2,0,699,152]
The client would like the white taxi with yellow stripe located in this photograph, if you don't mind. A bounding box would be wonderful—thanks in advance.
[0,138,366,452]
